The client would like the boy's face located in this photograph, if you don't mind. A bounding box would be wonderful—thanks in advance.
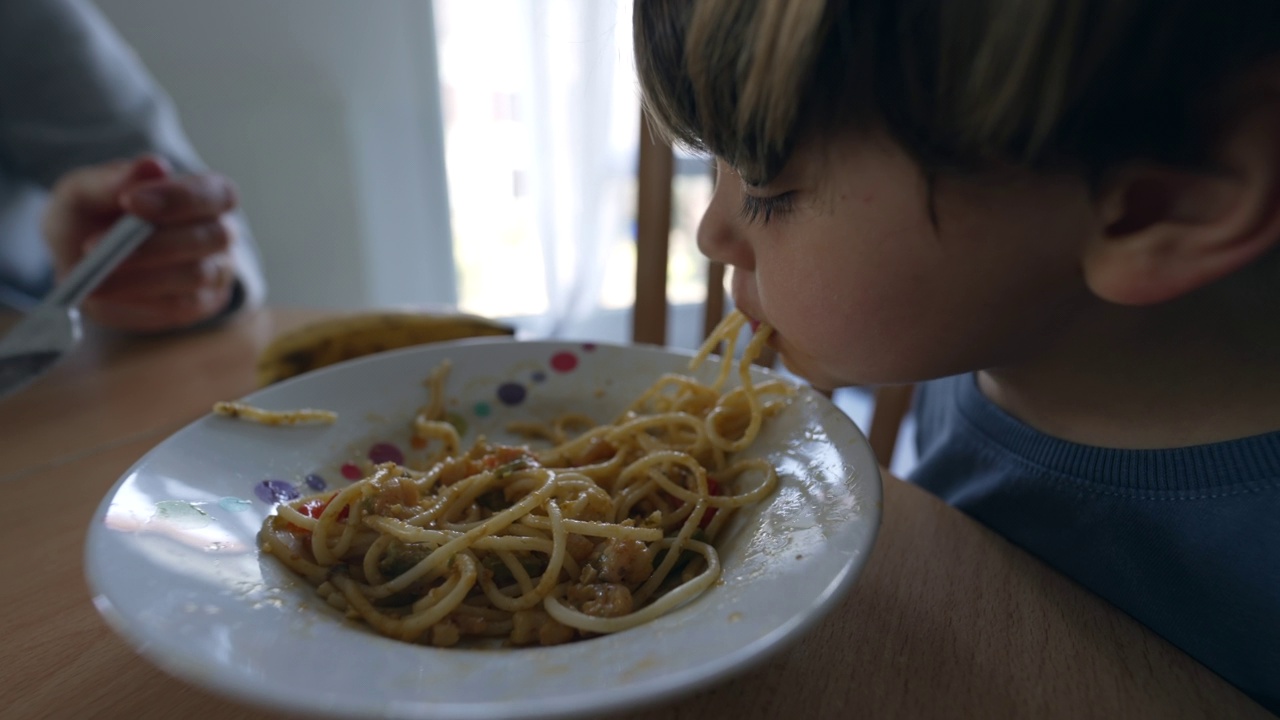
[699,130,1100,389]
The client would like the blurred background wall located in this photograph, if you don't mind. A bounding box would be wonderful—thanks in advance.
[95,0,457,312]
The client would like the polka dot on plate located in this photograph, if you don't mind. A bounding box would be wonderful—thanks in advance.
[497,382,527,406]
[583,343,597,352]
[154,501,213,529]
[340,463,364,481]
[474,401,492,417]
[550,351,578,373]
[254,480,299,504]
[368,442,404,465]
[531,371,546,383]
[304,473,327,491]
[218,497,253,512]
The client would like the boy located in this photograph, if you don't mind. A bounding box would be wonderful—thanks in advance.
[634,0,1279,711]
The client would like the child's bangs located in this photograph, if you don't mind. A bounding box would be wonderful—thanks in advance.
[636,0,1280,187]
[634,0,836,186]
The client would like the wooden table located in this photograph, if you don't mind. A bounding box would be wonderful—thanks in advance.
[1,308,1269,719]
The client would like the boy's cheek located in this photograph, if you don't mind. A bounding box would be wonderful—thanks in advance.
[774,345,840,391]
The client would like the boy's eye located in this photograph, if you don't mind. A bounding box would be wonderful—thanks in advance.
[738,192,796,225]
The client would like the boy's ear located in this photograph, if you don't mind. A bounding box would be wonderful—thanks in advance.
[1084,98,1280,306]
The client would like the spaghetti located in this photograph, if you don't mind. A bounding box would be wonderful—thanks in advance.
[213,401,337,426]
[259,310,793,647]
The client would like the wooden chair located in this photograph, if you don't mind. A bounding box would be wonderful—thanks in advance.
[632,111,913,467]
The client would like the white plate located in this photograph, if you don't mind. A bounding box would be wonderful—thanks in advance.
[86,339,880,720]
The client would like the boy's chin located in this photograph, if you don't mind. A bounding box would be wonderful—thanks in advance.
[777,352,838,394]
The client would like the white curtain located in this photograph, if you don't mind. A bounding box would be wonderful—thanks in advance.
[436,0,641,341]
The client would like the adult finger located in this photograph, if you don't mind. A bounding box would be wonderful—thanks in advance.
[43,156,172,270]
[84,283,234,334]
[93,254,235,300]
[119,172,239,224]
[49,155,171,217]
[87,218,232,272]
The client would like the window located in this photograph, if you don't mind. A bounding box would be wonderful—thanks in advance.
[435,0,713,348]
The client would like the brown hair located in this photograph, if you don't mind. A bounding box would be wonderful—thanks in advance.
[634,0,1280,186]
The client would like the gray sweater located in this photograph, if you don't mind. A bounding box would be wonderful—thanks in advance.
[0,0,264,310]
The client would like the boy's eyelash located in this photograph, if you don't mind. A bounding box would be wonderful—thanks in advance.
[738,192,795,225]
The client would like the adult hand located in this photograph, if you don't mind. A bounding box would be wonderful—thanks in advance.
[41,155,241,333]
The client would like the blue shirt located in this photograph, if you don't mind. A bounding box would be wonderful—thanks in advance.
[911,374,1280,714]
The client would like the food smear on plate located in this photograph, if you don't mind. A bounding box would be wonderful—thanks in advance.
[259,311,794,647]
[213,401,338,426]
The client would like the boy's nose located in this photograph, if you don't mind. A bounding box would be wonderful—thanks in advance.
[697,189,755,272]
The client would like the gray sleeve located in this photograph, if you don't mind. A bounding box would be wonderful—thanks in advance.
[0,0,266,307]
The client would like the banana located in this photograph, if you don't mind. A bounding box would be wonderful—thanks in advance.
[256,310,515,386]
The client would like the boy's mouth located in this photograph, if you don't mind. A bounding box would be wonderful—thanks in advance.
[737,306,775,345]
[742,313,783,354]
